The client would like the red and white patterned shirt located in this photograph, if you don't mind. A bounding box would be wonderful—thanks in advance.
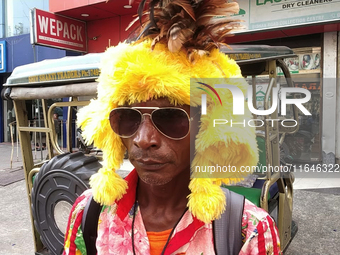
[64,170,282,255]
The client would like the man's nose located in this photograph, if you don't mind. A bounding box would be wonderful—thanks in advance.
[133,115,161,149]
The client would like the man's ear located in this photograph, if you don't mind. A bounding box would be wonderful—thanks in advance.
[124,150,129,159]
[121,139,129,156]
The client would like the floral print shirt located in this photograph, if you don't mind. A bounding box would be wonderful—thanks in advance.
[63,170,282,255]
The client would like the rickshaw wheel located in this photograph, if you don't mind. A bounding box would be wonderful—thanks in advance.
[31,152,101,255]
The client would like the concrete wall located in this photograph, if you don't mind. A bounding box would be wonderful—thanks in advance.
[336,33,340,164]
[322,32,338,164]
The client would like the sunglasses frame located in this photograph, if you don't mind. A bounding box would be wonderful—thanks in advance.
[109,106,193,140]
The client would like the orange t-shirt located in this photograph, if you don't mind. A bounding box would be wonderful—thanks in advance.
[147,229,172,255]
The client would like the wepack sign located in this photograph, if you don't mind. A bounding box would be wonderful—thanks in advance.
[30,8,87,52]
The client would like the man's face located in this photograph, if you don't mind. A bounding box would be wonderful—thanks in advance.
[120,98,191,186]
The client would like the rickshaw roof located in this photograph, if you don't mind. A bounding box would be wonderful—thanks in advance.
[221,44,296,64]
[5,45,295,87]
[5,53,103,87]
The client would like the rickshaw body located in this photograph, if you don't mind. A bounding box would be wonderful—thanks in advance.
[222,45,299,252]
[2,45,298,254]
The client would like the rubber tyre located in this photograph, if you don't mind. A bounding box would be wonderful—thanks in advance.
[31,152,101,255]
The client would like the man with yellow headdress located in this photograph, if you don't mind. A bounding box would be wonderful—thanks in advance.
[63,1,281,254]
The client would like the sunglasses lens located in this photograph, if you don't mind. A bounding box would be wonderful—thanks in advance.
[152,108,190,139]
[109,108,141,137]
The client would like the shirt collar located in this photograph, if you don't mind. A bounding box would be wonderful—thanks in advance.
[116,169,138,220]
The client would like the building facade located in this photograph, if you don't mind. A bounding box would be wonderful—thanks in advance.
[0,0,80,143]
[227,1,340,165]
[4,0,339,164]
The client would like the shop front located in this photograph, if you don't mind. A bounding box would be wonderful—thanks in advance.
[0,33,77,143]
[226,1,339,164]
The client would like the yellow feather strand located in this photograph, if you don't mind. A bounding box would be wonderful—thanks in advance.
[188,178,226,223]
[90,167,128,205]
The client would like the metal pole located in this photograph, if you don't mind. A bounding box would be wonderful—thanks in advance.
[32,10,39,158]
[16,121,19,161]
[61,119,63,149]
[36,100,43,160]
[32,44,36,63]
[10,122,14,169]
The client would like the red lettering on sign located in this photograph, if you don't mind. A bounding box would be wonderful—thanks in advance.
[33,8,87,52]
[294,82,320,91]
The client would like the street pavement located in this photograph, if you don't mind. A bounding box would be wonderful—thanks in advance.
[0,142,340,254]
[0,142,35,255]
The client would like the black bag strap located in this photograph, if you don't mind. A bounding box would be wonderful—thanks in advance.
[213,188,245,255]
[81,195,102,255]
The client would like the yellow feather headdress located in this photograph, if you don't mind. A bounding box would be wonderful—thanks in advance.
[78,0,258,223]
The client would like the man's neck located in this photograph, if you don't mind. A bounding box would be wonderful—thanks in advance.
[136,170,190,231]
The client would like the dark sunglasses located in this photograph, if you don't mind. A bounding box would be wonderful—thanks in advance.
[109,107,192,140]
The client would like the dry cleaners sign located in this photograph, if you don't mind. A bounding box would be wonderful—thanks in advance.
[30,8,87,52]
[234,0,340,32]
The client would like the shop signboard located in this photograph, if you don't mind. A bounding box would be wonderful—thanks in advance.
[0,41,7,73]
[294,81,321,92]
[30,8,87,52]
[282,57,300,74]
[277,52,321,75]
[299,53,321,71]
[233,0,340,32]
